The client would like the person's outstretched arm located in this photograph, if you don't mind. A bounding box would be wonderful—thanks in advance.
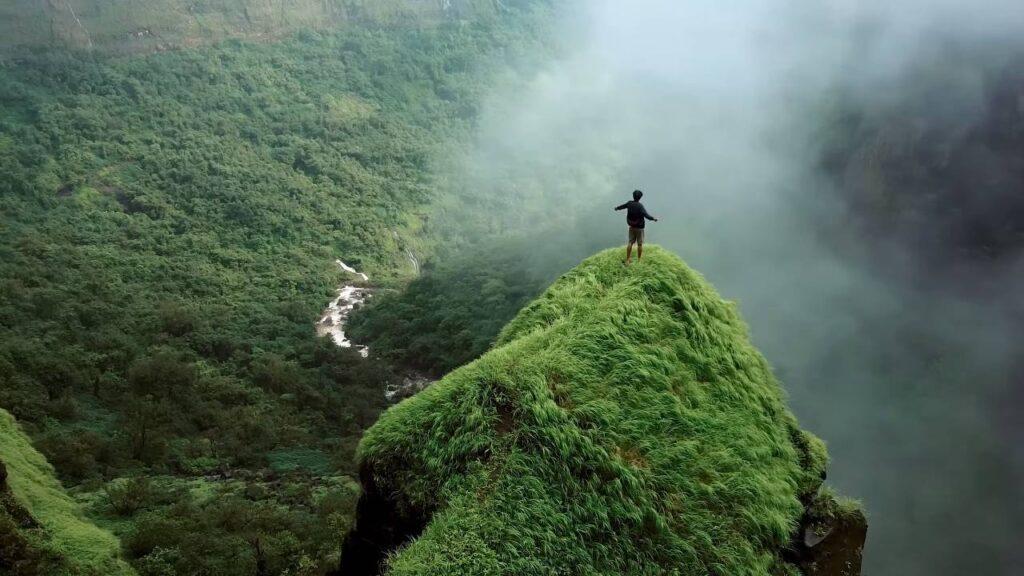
[614,202,628,210]
[643,206,658,222]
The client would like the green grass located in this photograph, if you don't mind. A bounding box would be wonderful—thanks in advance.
[267,447,333,475]
[357,246,839,575]
[0,408,135,575]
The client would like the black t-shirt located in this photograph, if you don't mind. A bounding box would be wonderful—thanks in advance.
[615,200,655,229]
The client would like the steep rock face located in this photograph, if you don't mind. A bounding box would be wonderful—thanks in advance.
[0,409,135,576]
[340,247,865,575]
[0,0,498,54]
[821,54,1024,278]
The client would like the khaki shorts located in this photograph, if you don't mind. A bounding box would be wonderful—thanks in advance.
[628,227,645,244]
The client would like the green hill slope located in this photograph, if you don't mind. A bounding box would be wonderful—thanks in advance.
[0,408,134,576]
[0,5,559,573]
[341,246,864,575]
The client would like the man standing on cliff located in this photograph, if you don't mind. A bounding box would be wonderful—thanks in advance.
[615,189,658,265]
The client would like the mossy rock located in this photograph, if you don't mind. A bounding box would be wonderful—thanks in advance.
[341,247,862,575]
[788,489,867,576]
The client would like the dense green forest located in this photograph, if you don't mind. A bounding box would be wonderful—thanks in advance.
[348,234,573,375]
[0,4,559,573]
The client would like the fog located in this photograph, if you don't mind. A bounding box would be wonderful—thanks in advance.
[464,1,1024,573]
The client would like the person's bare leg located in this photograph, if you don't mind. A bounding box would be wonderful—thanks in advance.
[625,241,634,264]
[637,242,643,261]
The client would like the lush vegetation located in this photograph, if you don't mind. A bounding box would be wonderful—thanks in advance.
[347,212,617,375]
[0,2,870,574]
[0,408,134,575]
[0,4,556,573]
[347,247,849,575]
[348,236,562,374]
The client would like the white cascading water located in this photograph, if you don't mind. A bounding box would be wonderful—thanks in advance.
[317,256,434,401]
[316,260,371,357]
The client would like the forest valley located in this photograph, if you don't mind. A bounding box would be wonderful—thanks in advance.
[1,1,1023,575]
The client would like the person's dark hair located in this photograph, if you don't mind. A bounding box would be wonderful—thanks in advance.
[633,189,643,200]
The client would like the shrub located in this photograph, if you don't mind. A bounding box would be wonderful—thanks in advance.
[104,476,153,516]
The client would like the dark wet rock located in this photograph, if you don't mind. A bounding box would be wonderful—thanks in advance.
[336,465,429,576]
[384,373,433,402]
[788,491,868,576]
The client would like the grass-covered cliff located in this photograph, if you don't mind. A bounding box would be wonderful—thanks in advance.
[341,246,864,575]
[0,408,134,576]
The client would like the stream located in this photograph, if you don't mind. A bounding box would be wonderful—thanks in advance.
[316,260,371,357]
[316,258,434,401]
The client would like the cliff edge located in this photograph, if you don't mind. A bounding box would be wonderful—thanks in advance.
[340,246,865,575]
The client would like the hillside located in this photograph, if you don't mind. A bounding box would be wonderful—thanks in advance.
[0,0,498,54]
[0,3,559,573]
[0,408,134,576]
[341,247,865,575]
